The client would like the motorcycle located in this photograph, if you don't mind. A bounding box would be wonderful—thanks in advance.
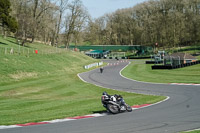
[101,92,132,114]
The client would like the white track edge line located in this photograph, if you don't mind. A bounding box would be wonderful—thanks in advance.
[0,125,21,130]
[120,62,200,86]
[77,62,170,109]
[0,62,170,130]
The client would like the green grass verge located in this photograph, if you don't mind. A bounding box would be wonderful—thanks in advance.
[121,60,200,84]
[0,36,165,125]
[181,129,200,133]
[165,45,200,54]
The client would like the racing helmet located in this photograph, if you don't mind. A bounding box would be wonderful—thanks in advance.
[102,92,108,95]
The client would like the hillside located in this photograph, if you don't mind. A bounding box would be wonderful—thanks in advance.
[0,36,165,125]
[0,36,96,83]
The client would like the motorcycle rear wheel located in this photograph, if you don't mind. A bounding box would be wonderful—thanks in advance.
[107,104,119,114]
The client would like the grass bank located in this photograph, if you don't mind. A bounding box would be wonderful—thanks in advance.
[122,60,200,84]
[181,129,200,133]
[168,45,200,55]
[0,36,165,125]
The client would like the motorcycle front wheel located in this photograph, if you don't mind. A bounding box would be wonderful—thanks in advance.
[107,104,119,114]
[125,104,133,112]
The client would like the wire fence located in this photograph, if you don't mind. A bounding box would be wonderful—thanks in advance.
[0,46,70,56]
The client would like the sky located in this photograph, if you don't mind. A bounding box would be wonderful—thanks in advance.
[81,0,148,19]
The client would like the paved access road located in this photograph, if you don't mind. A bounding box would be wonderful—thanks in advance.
[2,60,200,133]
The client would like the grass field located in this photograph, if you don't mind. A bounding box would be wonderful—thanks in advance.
[0,36,165,125]
[122,59,200,84]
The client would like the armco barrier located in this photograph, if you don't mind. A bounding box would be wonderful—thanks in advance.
[84,62,103,69]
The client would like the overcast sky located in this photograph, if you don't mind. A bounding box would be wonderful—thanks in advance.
[81,0,148,19]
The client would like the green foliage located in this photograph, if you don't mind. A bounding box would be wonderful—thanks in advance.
[0,0,18,33]
[0,0,11,16]
[6,16,18,32]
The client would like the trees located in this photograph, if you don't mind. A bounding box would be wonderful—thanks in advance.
[64,0,89,48]
[3,0,200,48]
[9,0,89,47]
[55,0,68,47]
[85,0,200,48]
[12,0,32,45]
[11,0,58,46]
[0,0,18,37]
[30,0,55,43]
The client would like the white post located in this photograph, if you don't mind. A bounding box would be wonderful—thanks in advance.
[178,56,180,65]
[10,47,13,54]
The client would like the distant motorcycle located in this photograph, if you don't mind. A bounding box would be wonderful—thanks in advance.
[101,92,132,114]
[100,67,104,73]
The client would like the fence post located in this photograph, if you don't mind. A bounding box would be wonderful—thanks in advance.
[10,47,13,54]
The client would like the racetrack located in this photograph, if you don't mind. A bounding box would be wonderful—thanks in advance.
[2,60,200,133]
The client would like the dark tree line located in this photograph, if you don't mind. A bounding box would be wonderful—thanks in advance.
[0,0,18,37]
[85,0,200,49]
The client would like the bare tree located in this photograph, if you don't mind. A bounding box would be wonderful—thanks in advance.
[54,0,68,46]
[11,0,59,46]
[10,0,200,48]
[85,0,200,49]
[30,0,55,43]
[64,0,89,48]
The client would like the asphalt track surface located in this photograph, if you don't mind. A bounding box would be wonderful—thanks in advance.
[2,60,200,133]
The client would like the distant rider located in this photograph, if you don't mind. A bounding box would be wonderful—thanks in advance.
[100,67,104,73]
